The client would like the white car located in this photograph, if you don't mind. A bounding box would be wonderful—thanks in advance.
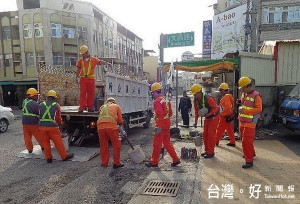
[0,105,14,133]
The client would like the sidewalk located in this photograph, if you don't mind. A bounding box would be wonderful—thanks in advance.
[200,139,300,203]
[128,123,299,204]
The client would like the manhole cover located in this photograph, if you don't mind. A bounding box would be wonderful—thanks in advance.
[141,180,181,197]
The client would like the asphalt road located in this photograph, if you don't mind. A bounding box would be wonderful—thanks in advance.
[0,118,156,204]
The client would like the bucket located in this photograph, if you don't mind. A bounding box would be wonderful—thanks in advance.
[127,145,145,163]
[63,136,69,151]
[194,136,202,147]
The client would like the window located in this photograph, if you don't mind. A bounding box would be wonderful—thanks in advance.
[98,33,103,45]
[23,24,32,38]
[26,52,34,66]
[2,26,11,40]
[11,26,20,40]
[51,23,62,38]
[4,55,11,67]
[23,0,40,9]
[64,53,77,66]
[113,40,117,51]
[109,39,113,50]
[34,23,43,37]
[53,52,63,65]
[93,30,98,43]
[104,37,108,47]
[63,26,75,39]
[78,27,87,40]
[36,52,45,63]
[263,6,300,24]
[228,0,234,6]
[13,54,21,66]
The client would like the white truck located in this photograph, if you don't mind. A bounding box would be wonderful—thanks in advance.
[38,62,153,146]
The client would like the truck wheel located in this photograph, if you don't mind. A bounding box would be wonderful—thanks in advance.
[0,119,8,133]
[123,117,129,133]
[143,111,151,129]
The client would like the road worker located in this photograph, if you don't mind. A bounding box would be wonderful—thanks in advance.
[97,97,125,169]
[22,88,44,153]
[39,90,74,163]
[238,77,262,168]
[215,83,236,147]
[191,84,219,158]
[145,83,180,167]
[75,45,108,112]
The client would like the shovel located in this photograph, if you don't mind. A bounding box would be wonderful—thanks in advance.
[124,135,145,164]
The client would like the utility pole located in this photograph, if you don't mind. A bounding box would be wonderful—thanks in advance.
[244,0,251,51]
[159,34,165,94]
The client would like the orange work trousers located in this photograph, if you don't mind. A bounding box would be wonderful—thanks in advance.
[39,126,68,160]
[150,128,179,165]
[79,78,95,111]
[98,128,121,166]
[203,116,219,154]
[216,116,235,144]
[23,125,44,151]
[240,126,255,162]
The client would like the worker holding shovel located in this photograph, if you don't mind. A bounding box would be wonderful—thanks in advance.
[97,97,126,169]
[145,83,181,168]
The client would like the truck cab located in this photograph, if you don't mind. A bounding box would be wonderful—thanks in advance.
[279,82,300,131]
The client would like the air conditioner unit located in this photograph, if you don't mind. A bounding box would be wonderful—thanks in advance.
[213,4,218,10]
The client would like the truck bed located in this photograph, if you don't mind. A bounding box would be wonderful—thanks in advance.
[61,106,99,117]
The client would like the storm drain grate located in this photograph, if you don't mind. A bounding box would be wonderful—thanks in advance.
[141,180,181,197]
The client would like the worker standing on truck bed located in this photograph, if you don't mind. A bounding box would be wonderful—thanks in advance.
[75,45,108,113]
[39,90,74,163]
[238,76,262,169]
[97,97,126,169]
[145,82,181,168]
[22,88,44,153]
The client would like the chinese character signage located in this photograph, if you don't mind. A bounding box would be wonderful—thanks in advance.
[202,20,212,59]
[211,3,250,59]
[167,32,194,48]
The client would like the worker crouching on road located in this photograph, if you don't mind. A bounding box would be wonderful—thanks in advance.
[215,83,236,147]
[39,90,74,163]
[22,88,44,153]
[97,97,125,169]
[75,45,108,113]
[238,77,262,169]
[191,84,220,158]
[145,83,180,168]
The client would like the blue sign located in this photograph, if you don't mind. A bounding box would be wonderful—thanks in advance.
[202,20,212,59]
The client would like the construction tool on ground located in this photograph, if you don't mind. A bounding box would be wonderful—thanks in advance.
[124,135,145,164]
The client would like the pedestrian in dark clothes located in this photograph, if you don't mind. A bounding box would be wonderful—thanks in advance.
[178,91,192,127]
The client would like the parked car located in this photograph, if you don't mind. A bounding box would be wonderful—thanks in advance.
[279,82,300,131]
[0,105,15,133]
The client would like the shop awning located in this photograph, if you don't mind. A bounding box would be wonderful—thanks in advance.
[163,58,238,73]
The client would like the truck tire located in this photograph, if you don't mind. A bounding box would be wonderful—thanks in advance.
[0,119,8,133]
[123,117,129,133]
[143,111,151,129]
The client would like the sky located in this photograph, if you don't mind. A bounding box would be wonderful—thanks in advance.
[1,0,217,62]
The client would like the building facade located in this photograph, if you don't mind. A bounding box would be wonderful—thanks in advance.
[0,0,143,106]
[212,0,300,56]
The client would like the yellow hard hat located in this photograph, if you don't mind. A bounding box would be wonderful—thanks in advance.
[106,97,117,104]
[151,82,163,92]
[80,45,88,55]
[46,90,57,98]
[238,76,251,89]
[219,83,229,90]
[190,84,202,95]
[26,88,38,96]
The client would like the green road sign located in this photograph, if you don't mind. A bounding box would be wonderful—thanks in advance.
[167,32,194,48]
